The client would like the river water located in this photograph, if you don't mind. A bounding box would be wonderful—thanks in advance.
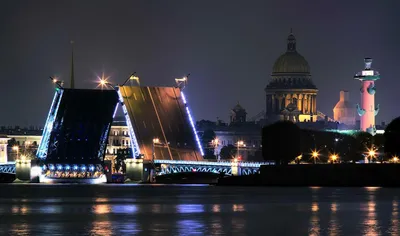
[0,184,399,235]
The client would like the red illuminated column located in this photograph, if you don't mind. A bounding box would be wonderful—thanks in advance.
[360,81,375,131]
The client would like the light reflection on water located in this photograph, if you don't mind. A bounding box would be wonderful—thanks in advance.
[1,185,400,235]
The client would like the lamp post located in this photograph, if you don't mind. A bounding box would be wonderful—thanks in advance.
[312,150,319,164]
[12,145,19,160]
[368,148,376,163]
[152,138,160,162]
[236,141,244,160]
[122,72,140,86]
[330,154,338,164]
[212,138,219,161]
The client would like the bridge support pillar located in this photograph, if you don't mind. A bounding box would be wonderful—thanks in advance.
[231,163,241,176]
[125,159,151,182]
[0,137,10,164]
[15,160,40,182]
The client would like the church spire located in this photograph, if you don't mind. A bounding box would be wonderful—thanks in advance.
[70,40,75,89]
[287,29,296,52]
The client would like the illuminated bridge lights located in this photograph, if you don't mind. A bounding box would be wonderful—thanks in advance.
[180,92,204,156]
[153,159,273,168]
[117,88,141,158]
[0,163,16,174]
[37,89,64,159]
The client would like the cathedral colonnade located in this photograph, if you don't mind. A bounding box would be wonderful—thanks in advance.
[266,93,317,114]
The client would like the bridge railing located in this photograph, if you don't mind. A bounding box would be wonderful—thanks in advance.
[153,160,274,167]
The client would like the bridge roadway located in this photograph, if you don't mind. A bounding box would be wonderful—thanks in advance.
[1,160,271,176]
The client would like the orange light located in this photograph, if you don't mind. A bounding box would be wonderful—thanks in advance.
[312,151,319,158]
[153,138,160,144]
[393,156,399,163]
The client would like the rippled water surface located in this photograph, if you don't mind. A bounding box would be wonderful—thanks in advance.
[0,184,399,235]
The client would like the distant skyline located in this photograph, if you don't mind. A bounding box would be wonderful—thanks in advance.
[0,0,399,126]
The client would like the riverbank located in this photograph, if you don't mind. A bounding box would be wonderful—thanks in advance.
[218,164,400,187]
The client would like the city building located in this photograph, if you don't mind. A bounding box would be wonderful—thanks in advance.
[265,30,318,123]
[197,104,263,162]
[333,90,356,127]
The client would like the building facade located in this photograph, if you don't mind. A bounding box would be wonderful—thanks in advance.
[333,90,356,127]
[265,31,318,123]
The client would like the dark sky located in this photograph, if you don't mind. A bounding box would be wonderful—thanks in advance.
[1,0,399,126]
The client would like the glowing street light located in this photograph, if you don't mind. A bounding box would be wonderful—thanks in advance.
[122,72,140,86]
[367,148,376,163]
[152,138,160,162]
[211,138,219,161]
[312,150,319,164]
[49,76,63,88]
[175,75,189,90]
[12,145,19,159]
[393,156,399,163]
[236,140,245,160]
[330,154,338,164]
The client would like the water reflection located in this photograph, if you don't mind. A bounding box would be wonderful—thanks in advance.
[212,204,220,213]
[91,220,113,236]
[10,223,30,235]
[11,205,30,215]
[362,188,380,235]
[111,205,138,214]
[39,205,62,214]
[93,204,111,214]
[176,204,204,214]
[309,189,320,236]
[91,198,112,235]
[177,220,204,236]
[232,204,245,212]
[328,202,341,236]
[389,199,398,234]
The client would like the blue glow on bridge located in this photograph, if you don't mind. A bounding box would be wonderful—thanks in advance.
[181,92,204,156]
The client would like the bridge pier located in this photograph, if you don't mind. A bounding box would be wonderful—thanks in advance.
[231,162,241,176]
[15,160,41,182]
[125,159,152,182]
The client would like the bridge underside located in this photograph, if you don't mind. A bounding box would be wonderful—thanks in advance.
[119,86,203,161]
[36,88,119,180]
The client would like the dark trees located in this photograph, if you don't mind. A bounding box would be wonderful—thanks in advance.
[384,117,400,158]
[262,121,301,165]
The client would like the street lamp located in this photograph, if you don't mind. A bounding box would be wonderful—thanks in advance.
[49,76,63,88]
[312,150,319,164]
[236,140,244,160]
[98,79,116,90]
[12,145,19,159]
[152,138,160,162]
[122,72,140,86]
[175,75,189,90]
[211,138,219,160]
[330,154,338,164]
[367,148,376,163]
[393,156,399,163]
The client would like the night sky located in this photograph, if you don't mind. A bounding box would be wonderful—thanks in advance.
[1,0,399,126]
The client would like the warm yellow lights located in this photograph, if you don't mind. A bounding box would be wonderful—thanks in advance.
[330,154,338,163]
[20,155,27,160]
[153,138,160,144]
[393,156,399,163]
[12,146,19,151]
[368,149,376,157]
[312,151,318,158]
[99,79,107,86]
[237,141,244,146]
